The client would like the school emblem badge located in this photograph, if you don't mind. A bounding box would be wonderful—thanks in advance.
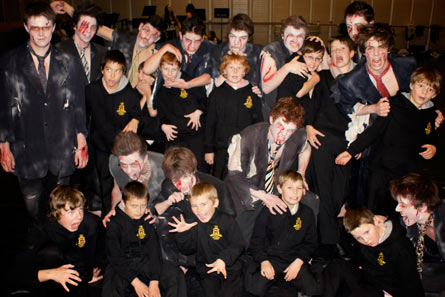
[210,225,223,240]
[293,217,302,230]
[116,102,126,116]
[377,252,386,266]
[180,88,188,99]
[244,96,253,109]
[77,234,86,248]
[425,122,431,135]
[137,225,146,239]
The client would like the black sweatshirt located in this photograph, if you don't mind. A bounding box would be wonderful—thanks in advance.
[13,212,104,287]
[105,205,161,285]
[86,78,142,153]
[249,202,318,267]
[155,73,207,135]
[176,210,245,276]
[205,82,263,153]
[359,220,424,297]
[347,92,437,176]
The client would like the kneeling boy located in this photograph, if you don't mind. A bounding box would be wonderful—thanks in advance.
[169,182,245,297]
[323,206,424,297]
[245,170,320,296]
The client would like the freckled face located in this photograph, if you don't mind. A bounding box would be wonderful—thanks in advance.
[223,61,246,85]
[346,14,370,41]
[118,152,146,180]
[282,26,306,54]
[102,61,124,90]
[123,196,148,219]
[350,223,381,247]
[25,16,55,50]
[278,179,304,209]
[190,195,218,223]
[58,205,84,232]
[74,15,97,44]
[228,29,249,54]
[180,32,203,55]
[365,37,390,75]
[330,40,355,69]
[269,117,297,145]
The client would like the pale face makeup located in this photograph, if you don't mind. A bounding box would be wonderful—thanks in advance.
[137,23,160,48]
[228,29,249,54]
[269,117,297,145]
[180,32,203,55]
[330,40,355,72]
[58,205,84,232]
[278,179,304,209]
[74,15,97,46]
[190,194,219,223]
[395,196,428,226]
[282,26,306,54]
[118,152,147,181]
[174,173,197,194]
[365,37,390,75]
[25,16,55,52]
[346,14,370,41]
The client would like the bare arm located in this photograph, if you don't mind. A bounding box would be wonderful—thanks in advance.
[111,179,122,209]
[297,142,311,177]
[96,25,114,42]
[143,43,182,75]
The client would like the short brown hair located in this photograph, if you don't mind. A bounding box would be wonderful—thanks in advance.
[390,173,440,212]
[281,15,308,37]
[410,67,442,94]
[189,182,218,203]
[122,181,150,202]
[24,1,56,25]
[357,23,394,55]
[269,97,305,128]
[219,54,250,78]
[329,35,356,52]
[162,146,198,182]
[344,1,374,23]
[112,132,147,157]
[301,39,325,55]
[49,186,86,220]
[160,52,181,68]
[343,206,375,233]
[278,170,304,187]
[228,13,254,37]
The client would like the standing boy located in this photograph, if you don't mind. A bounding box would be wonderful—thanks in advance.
[205,54,263,179]
[245,170,320,297]
[169,182,245,297]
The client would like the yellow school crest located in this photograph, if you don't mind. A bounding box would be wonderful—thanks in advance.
[137,225,146,239]
[77,234,86,248]
[377,252,386,266]
[425,122,431,135]
[180,88,188,99]
[293,217,302,230]
[116,102,126,116]
[210,225,223,240]
[244,96,253,109]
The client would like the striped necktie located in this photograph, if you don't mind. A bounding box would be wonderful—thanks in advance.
[264,142,282,194]
[80,47,90,83]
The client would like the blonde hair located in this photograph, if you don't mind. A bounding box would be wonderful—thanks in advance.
[189,182,218,203]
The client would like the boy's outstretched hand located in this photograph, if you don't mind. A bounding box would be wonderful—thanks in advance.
[284,258,303,282]
[261,260,275,280]
[206,259,227,279]
[168,214,198,233]
[88,267,103,283]
[39,264,81,292]
[185,109,203,130]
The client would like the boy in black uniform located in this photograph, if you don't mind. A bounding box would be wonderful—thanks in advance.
[169,182,245,297]
[103,181,161,297]
[205,54,263,179]
[336,67,440,217]
[86,50,143,214]
[245,170,320,296]
[323,206,424,297]
[11,186,104,297]
[155,52,208,171]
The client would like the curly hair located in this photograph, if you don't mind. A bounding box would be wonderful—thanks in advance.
[219,54,250,78]
[357,23,394,55]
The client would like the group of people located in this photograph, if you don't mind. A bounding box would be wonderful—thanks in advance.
[1,1,444,297]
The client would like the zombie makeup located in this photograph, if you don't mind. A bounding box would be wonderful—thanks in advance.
[74,15,98,46]
[269,117,297,145]
[118,152,147,181]
[25,16,55,52]
[228,29,249,54]
[395,196,429,226]
[174,173,197,194]
[282,26,306,54]
[180,32,203,55]
[345,14,370,41]
[365,37,390,75]
[137,23,160,48]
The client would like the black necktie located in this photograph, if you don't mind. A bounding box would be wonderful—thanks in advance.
[29,44,51,93]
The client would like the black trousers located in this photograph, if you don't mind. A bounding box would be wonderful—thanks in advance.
[160,260,187,297]
[306,132,350,244]
[94,150,114,214]
[201,269,242,297]
[213,148,228,180]
[366,170,398,218]
[170,131,208,173]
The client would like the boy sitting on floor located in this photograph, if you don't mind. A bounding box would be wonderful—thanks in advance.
[323,206,424,297]
[245,170,320,297]
[169,182,245,297]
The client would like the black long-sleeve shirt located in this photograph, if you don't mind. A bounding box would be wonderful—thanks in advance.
[176,210,245,276]
[347,92,437,176]
[105,205,161,285]
[205,82,263,153]
[249,202,318,267]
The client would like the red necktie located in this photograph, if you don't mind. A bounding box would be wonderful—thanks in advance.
[367,63,391,98]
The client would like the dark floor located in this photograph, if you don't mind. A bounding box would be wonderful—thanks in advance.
[1,54,444,297]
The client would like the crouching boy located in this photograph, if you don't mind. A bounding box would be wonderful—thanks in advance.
[245,170,320,296]
[169,182,245,297]
[103,181,161,297]
[323,206,424,297]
